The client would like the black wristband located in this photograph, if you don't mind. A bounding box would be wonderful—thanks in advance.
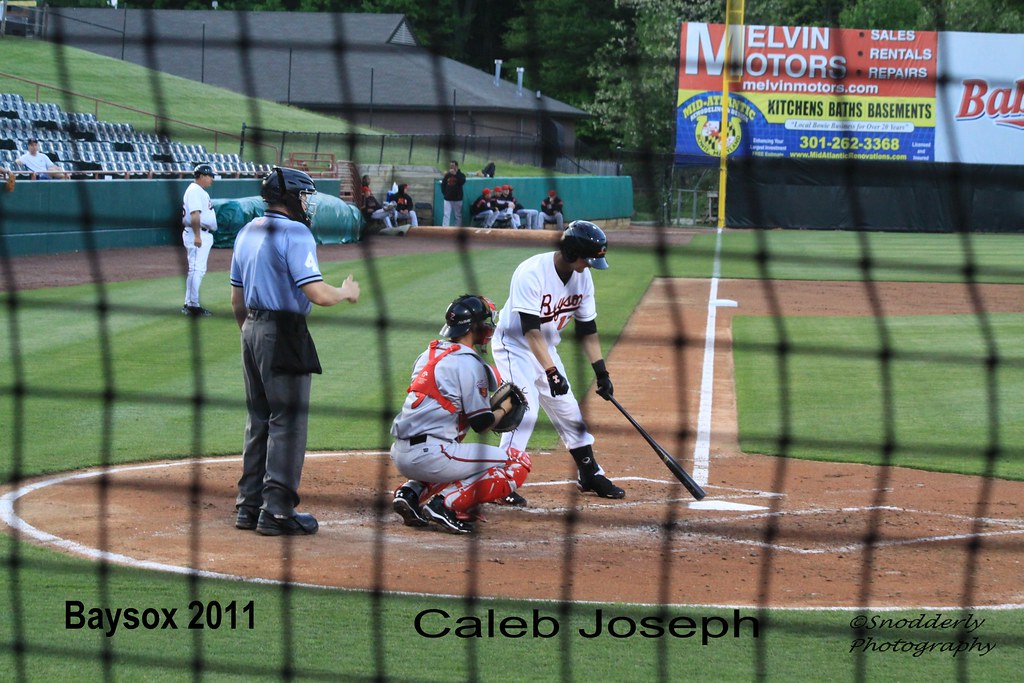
[591,359,608,377]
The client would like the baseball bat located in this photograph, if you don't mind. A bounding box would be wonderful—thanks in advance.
[607,395,706,501]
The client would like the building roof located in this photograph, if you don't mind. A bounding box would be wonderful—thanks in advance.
[43,9,587,119]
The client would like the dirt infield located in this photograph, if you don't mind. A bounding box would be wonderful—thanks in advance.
[4,233,1024,608]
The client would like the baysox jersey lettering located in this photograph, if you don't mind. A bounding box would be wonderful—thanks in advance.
[491,252,603,459]
[497,252,596,346]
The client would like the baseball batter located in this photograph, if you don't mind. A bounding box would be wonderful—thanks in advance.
[491,221,624,501]
[181,163,218,316]
[391,294,531,534]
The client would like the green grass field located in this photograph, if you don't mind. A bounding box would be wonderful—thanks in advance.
[734,314,1024,479]
[3,231,1023,680]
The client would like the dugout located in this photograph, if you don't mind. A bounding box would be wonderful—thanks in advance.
[725,159,1024,233]
[432,175,634,227]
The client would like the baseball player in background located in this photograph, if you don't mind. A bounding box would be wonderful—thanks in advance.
[181,163,218,316]
[390,294,532,534]
[440,160,467,226]
[490,221,625,503]
[469,187,497,227]
[539,190,564,230]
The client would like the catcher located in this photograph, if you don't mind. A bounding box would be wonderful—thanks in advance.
[390,294,530,534]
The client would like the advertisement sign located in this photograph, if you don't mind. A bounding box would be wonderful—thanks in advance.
[676,23,1023,165]
[935,31,1024,164]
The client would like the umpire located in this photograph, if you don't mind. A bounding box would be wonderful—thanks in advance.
[229,167,360,536]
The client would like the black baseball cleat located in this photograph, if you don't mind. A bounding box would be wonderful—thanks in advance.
[180,305,191,316]
[187,306,212,317]
[577,475,626,499]
[423,495,473,534]
[256,510,319,536]
[235,506,259,530]
[493,491,528,507]
[393,486,429,527]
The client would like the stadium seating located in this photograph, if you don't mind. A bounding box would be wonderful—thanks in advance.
[0,93,270,179]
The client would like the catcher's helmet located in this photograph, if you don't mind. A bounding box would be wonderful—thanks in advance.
[440,294,497,344]
[560,220,609,270]
[261,166,318,226]
[193,163,215,178]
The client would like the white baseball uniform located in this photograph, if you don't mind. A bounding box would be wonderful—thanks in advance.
[181,181,218,308]
[491,252,600,457]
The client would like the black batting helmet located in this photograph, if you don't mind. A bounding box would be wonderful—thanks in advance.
[560,220,609,270]
[193,163,215,178]
[439,294,497,344]
[261,166,318,226]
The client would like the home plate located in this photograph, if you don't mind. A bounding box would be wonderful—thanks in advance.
[689,500,768,511]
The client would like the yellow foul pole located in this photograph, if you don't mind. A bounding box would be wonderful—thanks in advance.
[718,0,745,228]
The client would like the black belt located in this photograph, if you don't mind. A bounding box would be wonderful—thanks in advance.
[247,309,305,321]
[408,435,428,445]
[184,227,211,232]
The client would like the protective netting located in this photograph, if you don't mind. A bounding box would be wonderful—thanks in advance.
[1,7,1022,683]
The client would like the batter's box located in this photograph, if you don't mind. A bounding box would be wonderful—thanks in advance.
[674,505,1024,555]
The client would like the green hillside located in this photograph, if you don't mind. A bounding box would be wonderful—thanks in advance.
[0,37,554,173]
[0,37,381,164]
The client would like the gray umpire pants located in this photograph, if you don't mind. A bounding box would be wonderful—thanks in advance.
[236,315,311,517]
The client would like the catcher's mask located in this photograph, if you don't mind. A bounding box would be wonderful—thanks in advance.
[439,294,497,346]
[261,166,319,227]
[560,220,609,269]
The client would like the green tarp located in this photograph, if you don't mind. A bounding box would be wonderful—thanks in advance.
[212,195,363,248]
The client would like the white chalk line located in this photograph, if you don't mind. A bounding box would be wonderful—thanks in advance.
[4,455,1024,610]
[692,226,725,487]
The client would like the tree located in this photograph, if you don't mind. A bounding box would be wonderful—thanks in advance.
[587,0,719,153]
[500,0,628,109]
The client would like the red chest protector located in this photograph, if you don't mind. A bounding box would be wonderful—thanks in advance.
[408,341,461,413]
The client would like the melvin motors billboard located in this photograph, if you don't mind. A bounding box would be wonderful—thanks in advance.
[676,23,1023,165]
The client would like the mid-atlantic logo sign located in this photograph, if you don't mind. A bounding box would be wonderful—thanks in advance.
[956,79,1024,129]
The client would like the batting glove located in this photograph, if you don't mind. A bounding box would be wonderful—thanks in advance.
[592,359,613,400]
[545,366,569,397]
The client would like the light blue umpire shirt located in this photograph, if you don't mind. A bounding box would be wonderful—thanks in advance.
[229,210,324,315]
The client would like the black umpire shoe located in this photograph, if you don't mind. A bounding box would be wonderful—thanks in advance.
[577,474,626,499]
[423,496,473,534]
[393,486,429,527]
[235,506,259,530]
[256,510,319,536]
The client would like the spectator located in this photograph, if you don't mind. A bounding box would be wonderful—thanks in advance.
[469,188,497,227]
[477,161,496,178]
[492,185,519,228]
[16,138,64,179]
[361,185,395,229]
[440,161,467,227]
[393,183,419,227]
[540,190,564,230]
[509,184,541,230]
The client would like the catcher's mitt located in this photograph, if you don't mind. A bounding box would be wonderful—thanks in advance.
[490,382,528,433]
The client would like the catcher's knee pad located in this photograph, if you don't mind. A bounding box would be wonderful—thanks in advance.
[505,447,532,472]
[507,461,529,489]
